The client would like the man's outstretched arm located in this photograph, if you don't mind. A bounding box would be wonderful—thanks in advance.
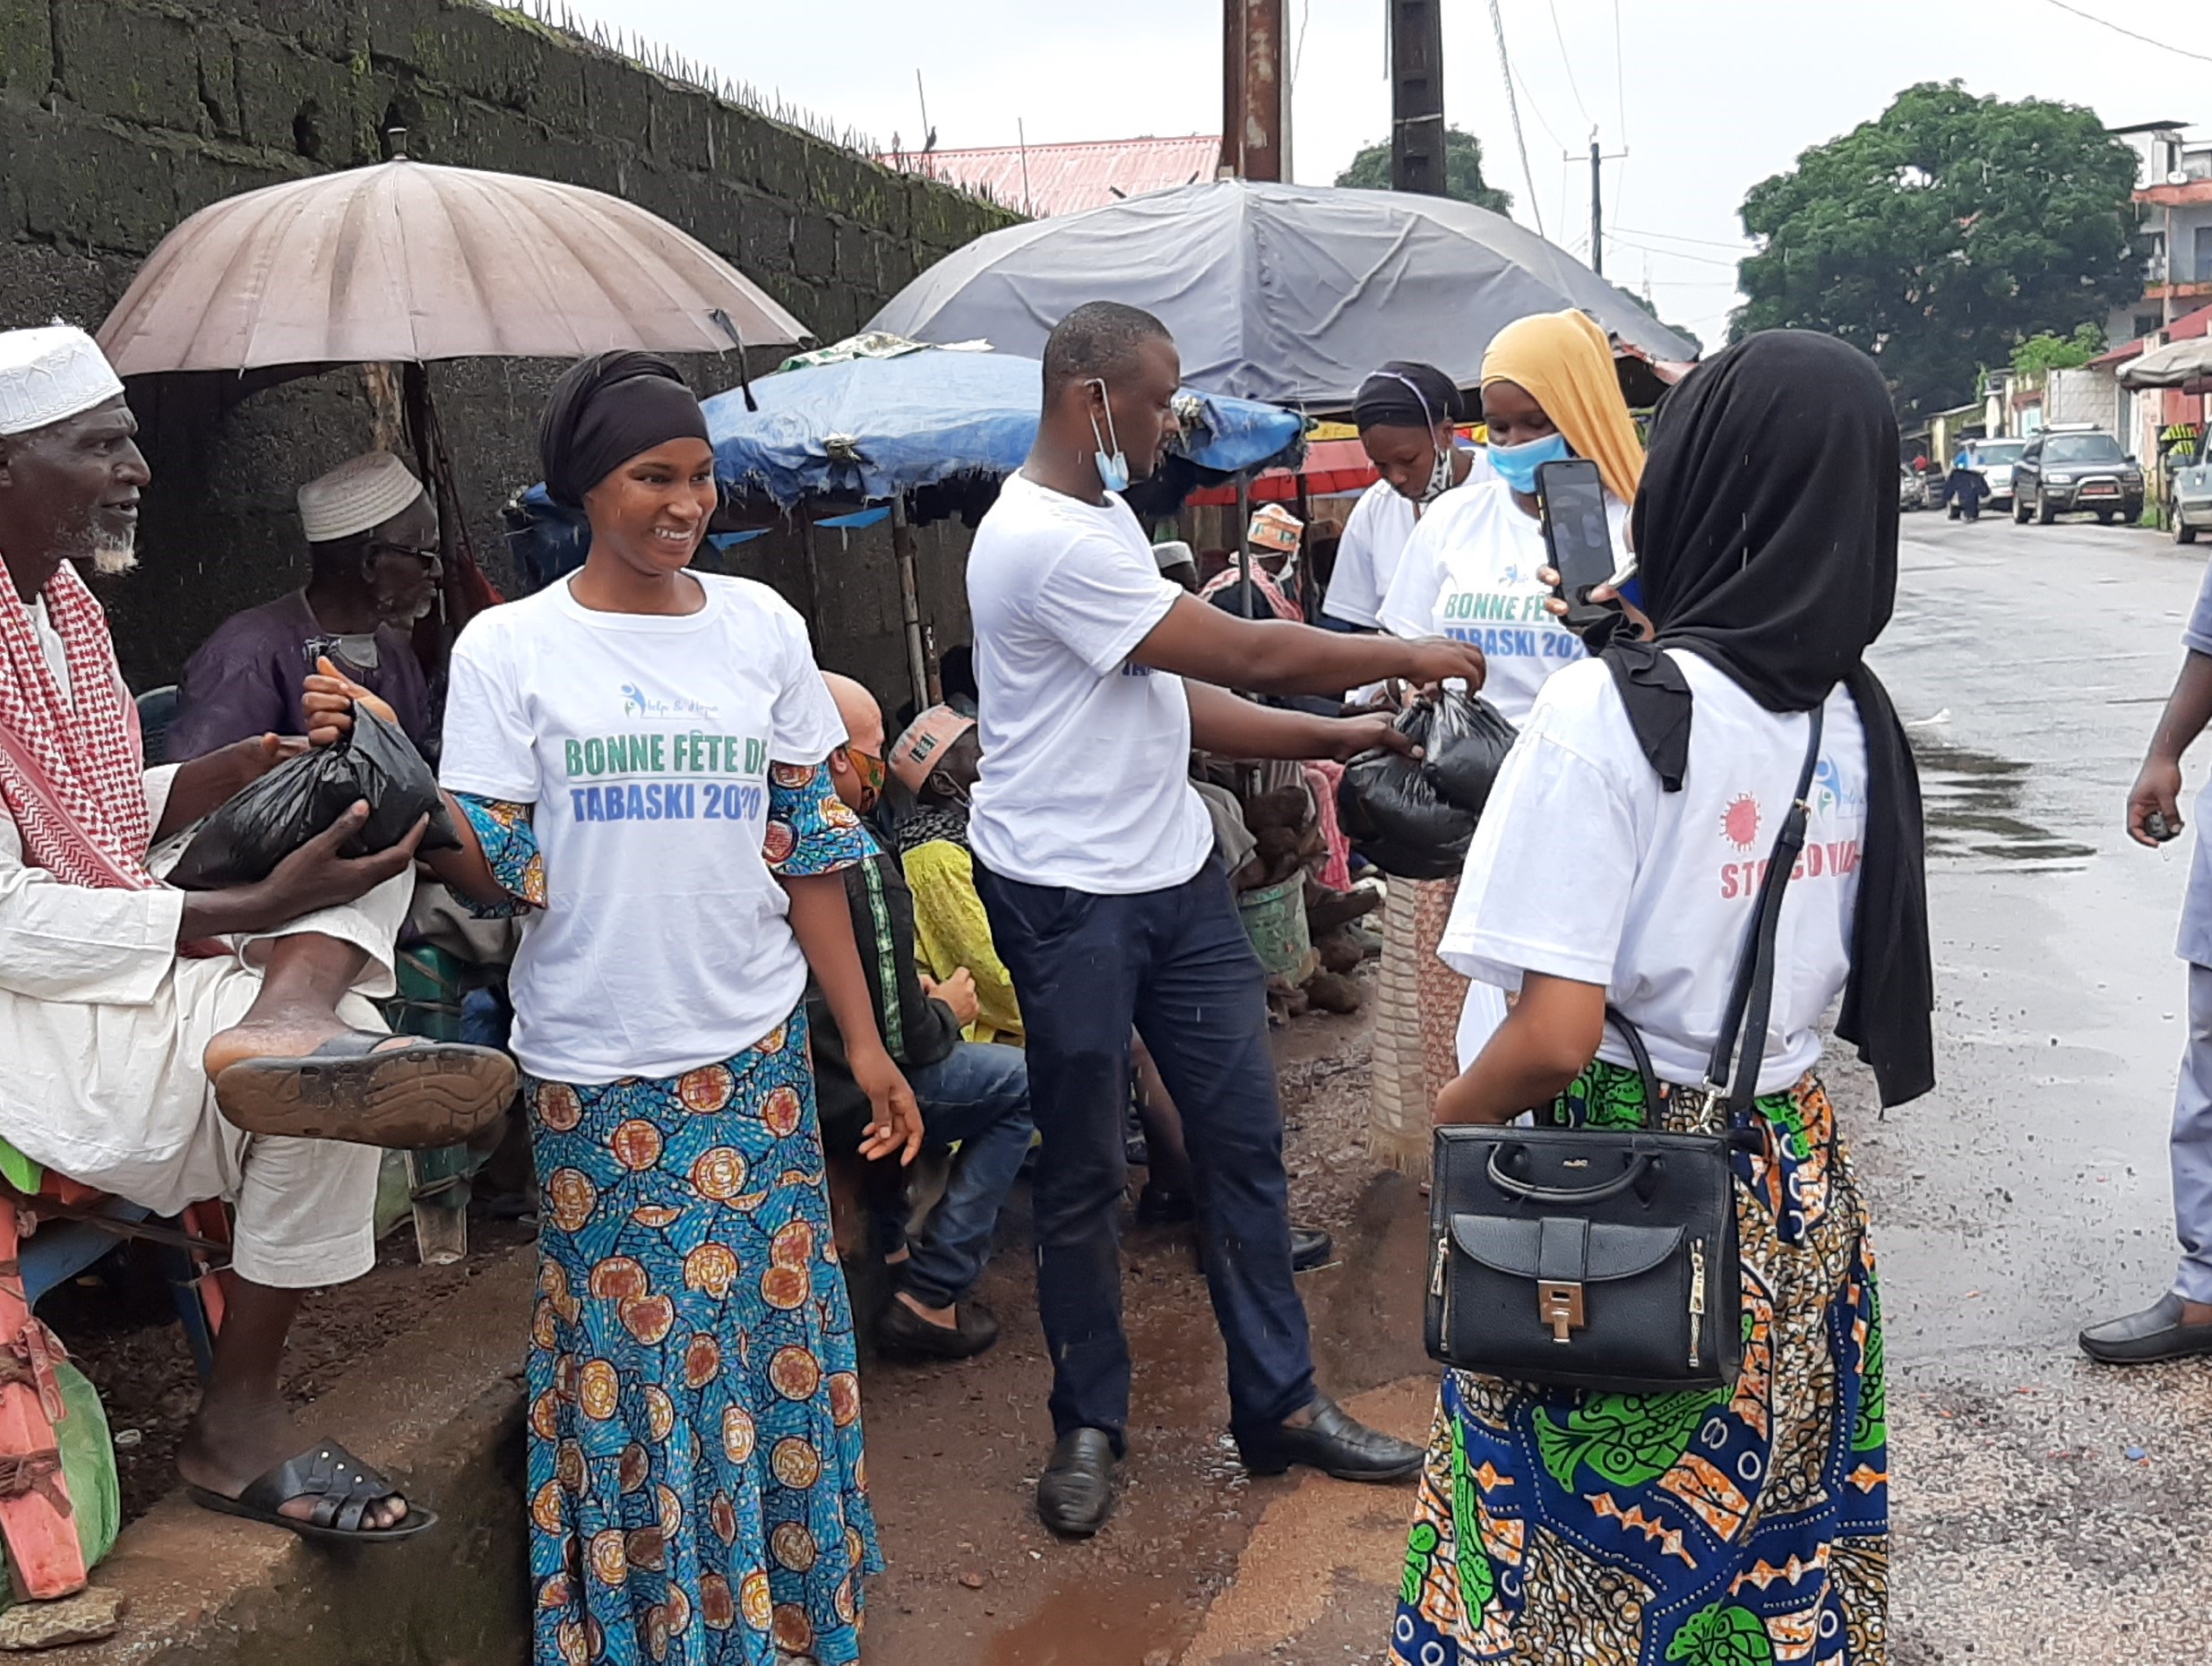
[1133,593,1485,698]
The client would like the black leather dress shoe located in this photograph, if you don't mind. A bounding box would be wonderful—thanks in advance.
[1238,1395,1423,1481]
[2079,1292,2212,1363]
[878,1297,1000,1361]
[1037,1429,1119,1538]
[1290,1226,1333,1272]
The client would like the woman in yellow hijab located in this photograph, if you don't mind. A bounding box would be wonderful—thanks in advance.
[1366,310,1647,1156]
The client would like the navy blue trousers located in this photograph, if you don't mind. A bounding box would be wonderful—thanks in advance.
[976,856,1315,1450]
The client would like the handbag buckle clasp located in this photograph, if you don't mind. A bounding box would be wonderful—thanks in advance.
[1536,1280,1586,1344]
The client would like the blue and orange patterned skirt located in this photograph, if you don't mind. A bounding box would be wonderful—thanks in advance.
[524,1003,879,1666]
[1392,1065,1887,1665]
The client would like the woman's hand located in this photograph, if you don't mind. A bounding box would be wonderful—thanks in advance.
[850,1043,925,1165]
[304,656,399,747]
[1536,566,1655,642]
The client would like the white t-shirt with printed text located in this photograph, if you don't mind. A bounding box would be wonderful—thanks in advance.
[966,472,1215,894]
[1378,477,1630,725]
[1439,651,1868,1094]
[440,573,848,1085]
[1321,448,1496,631]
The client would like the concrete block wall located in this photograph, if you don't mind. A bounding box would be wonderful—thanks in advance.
[0,0,1019,707]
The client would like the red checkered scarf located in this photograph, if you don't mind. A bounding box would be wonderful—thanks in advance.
[0,560,154,890]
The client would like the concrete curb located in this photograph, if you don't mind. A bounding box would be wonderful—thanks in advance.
[50,1255,535,1666]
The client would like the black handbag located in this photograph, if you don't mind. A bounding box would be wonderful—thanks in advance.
[1424,707,1826,1394]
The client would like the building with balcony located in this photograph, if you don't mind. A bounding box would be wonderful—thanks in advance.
[2109,120,2212,344]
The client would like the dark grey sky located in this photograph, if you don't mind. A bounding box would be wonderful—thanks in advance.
[561,0,2205,342]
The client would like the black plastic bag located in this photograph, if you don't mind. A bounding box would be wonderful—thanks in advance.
[167,703,459,891]
[1335,691,1519,880]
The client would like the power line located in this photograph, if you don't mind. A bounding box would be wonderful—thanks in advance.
[2039,0,2212,64]
[1607,236,1742,269]
[1545,0,1592,127]
[1486,0,1546,236]
[1511,60,1570,154]
[1611,223,1756,252]
[1610,0,1626,139]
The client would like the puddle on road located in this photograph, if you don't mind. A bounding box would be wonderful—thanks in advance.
[1914,740,2096,871]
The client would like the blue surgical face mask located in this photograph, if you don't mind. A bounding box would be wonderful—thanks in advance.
[1087,379,1131,494]
[1489,431,1571,495]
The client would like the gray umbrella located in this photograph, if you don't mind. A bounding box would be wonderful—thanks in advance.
[2118,336,2212,391]
[865,179,1698,408]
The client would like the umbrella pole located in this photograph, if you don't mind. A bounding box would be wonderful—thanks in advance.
[1236,479,1256,621]
[889,496,932,714]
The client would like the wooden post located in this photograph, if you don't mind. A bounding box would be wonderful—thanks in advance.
[888,498,931,714]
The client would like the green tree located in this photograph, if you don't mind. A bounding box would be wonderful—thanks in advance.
[1615,284,1704,356]
[2010,322,2107,380]
[1731,82,2140,419]
[1338,125,1513,215]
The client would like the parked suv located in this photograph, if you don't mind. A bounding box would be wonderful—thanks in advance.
[2012,426,2145,526]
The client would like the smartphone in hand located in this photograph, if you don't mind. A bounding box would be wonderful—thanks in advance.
[1536,458,1632,635]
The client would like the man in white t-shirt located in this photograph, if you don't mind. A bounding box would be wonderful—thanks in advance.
[966,301,1488,1538]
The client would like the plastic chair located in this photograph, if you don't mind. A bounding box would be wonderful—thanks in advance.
[133,685,178,769]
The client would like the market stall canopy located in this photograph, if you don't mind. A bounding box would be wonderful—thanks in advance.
[98,158,807,374]
[2118,336,2212,391]
[864,179,1697,409]
[699,337,1305,509]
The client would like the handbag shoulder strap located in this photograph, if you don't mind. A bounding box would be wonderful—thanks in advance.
[1700,701,1827,1116]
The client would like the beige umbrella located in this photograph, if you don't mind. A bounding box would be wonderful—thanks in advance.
[98,156,807,374]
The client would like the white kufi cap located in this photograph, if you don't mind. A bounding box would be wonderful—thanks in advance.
[0,325,125,437]
[297,451,427,544]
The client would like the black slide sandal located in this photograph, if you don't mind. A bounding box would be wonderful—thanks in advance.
[188,1439,438,1544]
[214,1032,516,1149]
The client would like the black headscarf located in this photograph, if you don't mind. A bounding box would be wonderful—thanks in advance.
[1353,361,1464,432]
[1605,331,1932,1106]
[538,351,712,509]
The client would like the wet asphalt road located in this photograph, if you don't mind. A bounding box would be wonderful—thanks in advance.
[1863,509,2201,1366]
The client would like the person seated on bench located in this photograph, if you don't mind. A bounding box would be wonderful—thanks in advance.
[817,674,1034,1361]
[0,326,513,1543]
[166,451,439,762]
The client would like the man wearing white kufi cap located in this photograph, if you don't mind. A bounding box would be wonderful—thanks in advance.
[167,451,437,762]
[0,325,512,1541]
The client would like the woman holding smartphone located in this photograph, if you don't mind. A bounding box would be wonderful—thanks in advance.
[1389,331,1931,1665]
[311,352,921,1666]
[1367,311,1646,1130]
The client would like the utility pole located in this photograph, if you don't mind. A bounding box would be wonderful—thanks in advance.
[1388,0,1446,195]
[1570,129,1628,274]
[1221,0,1287,182]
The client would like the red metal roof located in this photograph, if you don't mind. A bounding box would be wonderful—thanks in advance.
[2137,178,2212,208]
[877,135,1221,218]
[2091,301,2212,367]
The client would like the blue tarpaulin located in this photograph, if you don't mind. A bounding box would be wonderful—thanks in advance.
[701,346,1304,510]
[504,346,1306,590]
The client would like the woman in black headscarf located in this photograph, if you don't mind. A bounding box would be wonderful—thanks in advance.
[308,351,922,1666]
[1389,331,1921,1664]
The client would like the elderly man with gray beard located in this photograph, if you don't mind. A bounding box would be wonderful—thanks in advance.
[0,324,512,1543]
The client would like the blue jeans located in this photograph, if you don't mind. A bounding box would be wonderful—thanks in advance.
[976,855,1315,1452]
[897,1042,1035,1310]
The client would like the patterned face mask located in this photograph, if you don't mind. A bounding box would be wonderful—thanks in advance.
[840,747,887,812]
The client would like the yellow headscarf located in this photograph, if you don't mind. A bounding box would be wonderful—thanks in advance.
[1479,309,1645,505]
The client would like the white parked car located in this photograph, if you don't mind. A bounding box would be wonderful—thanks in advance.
[1961,438,2027,510]
[2176,458,2212,545]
